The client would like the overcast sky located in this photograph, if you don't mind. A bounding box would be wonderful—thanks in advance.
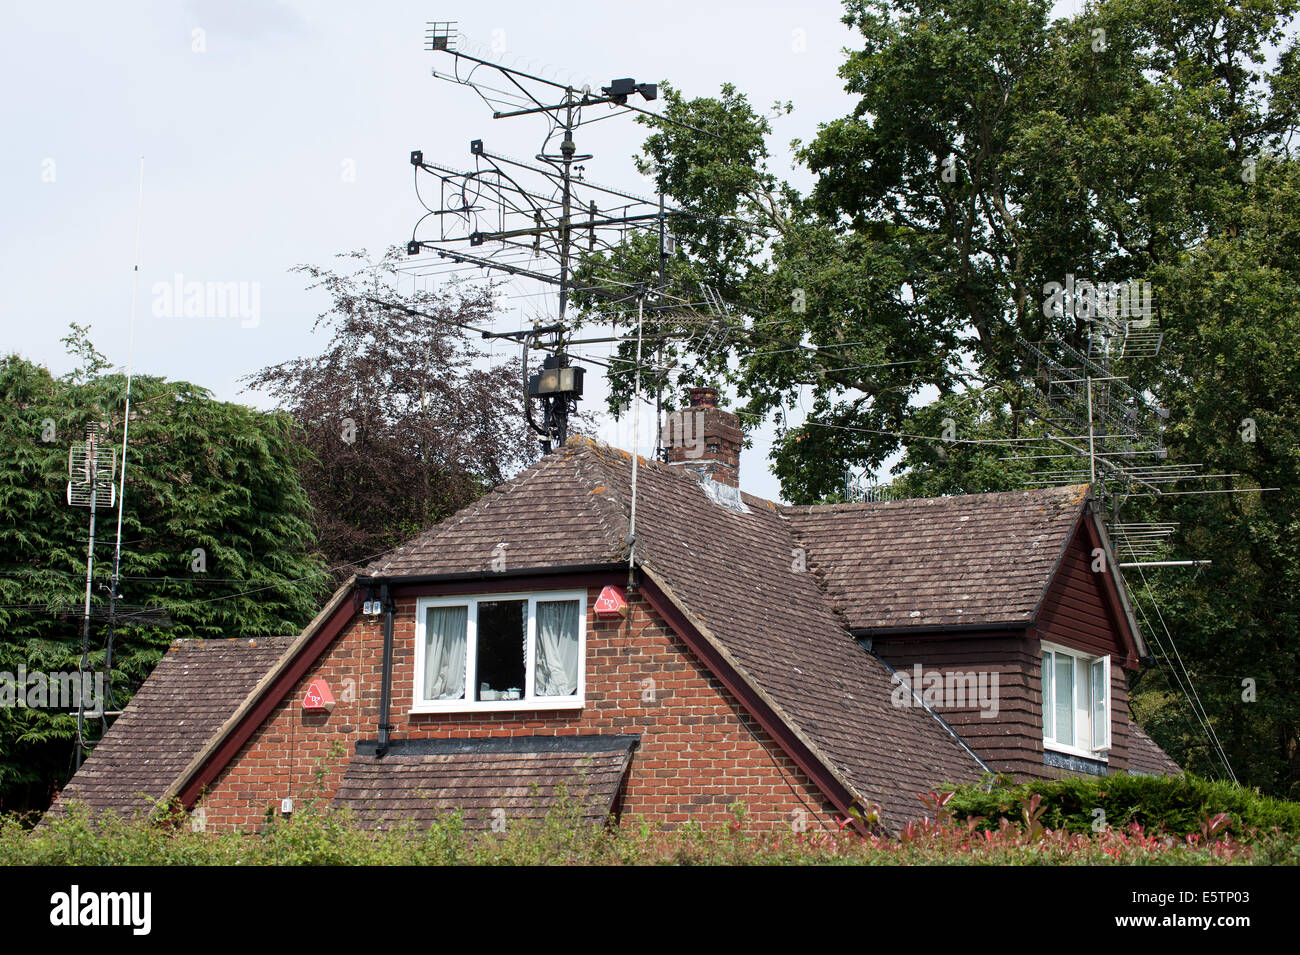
[1,0,1082,502]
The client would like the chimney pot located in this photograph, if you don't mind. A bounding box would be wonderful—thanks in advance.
[688,386,719,408]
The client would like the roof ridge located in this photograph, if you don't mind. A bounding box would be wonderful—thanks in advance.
[367,444,583,575]
[778,483,1091,515]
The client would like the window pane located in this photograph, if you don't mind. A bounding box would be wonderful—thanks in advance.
[535,599,580,697]
[475,600,526,701]
[424,606,467,700]
[1042,651,1054,741]
[1053,653,1074,746]
[1091,658,1108,749]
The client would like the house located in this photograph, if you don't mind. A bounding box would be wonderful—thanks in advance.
[49,390,1179,834]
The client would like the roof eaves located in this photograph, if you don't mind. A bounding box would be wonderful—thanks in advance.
[163,576,357,807]
[1083,503,1150,661]
[1026,485,1093,626]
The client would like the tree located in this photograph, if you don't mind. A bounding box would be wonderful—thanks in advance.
[1127,154,1300,796]
[243,251,533,575]
[571,0,1300,796]
[580,0,1298,500]
[0,329,328,811]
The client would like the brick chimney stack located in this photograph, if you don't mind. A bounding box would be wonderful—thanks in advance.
[664,387,742,487]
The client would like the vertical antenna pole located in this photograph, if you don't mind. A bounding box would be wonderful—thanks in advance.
[627,293,645,588]
[106,156,145,715]
[655,191,666,460]
[556,93,575,325]
[1086,375,1096,486]
[77,433,98,770]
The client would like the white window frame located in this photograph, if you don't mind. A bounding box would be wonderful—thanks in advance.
[1041,641,1111,760]
[411,590,586,714]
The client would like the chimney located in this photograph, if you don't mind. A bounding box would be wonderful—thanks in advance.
[664,387,742,487]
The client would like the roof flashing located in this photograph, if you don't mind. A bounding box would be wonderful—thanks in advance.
[695,474,751,513]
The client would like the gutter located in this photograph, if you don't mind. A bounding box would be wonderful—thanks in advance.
[376,582,394,758]
[850,622,1030,640]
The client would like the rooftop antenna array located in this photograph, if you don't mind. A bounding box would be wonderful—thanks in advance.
[405,21,715,453]
[397,24,938,485]
[1015,298,1257,783]
[1008,289,1257,567]
[66,425,115,768]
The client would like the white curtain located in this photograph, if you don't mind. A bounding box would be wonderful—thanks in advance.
[1053,653,1074,746]
[424,605,467,700]
[534,600,579,696]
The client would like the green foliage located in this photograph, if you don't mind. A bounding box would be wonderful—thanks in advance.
[944,773,1300,836]
[1117,155,1300,797]
[573,0,1300,798]
[243,251,531,575]
[6,792,1296,865]
[0,332,328,811]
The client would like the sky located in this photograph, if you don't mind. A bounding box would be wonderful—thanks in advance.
[0,0,1082,503]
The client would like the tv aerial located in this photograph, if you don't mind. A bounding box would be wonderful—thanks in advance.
[401,21,719,452]
[66,425,116,767]
[1008,290,1269,568]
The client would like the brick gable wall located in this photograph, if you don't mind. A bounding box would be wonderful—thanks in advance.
[195,581,841,833]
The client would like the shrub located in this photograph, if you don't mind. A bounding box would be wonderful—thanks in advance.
[943,773,1300,837]
[4,788,1297,866]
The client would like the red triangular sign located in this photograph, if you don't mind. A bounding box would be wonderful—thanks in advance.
[594,585,629,617]
[302,679,336,712]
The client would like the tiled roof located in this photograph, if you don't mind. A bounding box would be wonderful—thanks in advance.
[378,439,990,830]
[366,445,627,576]
[1126,722,1183,776]
[47,637,295,817]
[49,439,1162,832]
[333,736,637,830]
[780,487,1090,631]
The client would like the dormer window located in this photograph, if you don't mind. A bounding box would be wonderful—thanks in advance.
[412,591,586,713]
[1041,642,1110,759]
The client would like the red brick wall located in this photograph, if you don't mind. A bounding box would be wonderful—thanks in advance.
[195,582,840,833]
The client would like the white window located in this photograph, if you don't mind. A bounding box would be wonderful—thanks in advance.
[1041,642,1110,758]
[412,591,586,713]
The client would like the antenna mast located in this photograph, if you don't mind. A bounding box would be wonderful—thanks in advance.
[405,22,713,454]
[106,156,145,719]
[66,426,115,768]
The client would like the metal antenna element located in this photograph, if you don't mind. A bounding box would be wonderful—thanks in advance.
[66,425,115,768]
[105,156,145,719]
[627,292,645,590]
[404,23,922,464]
[1009,295,1260,565]
[405,22,714,453]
